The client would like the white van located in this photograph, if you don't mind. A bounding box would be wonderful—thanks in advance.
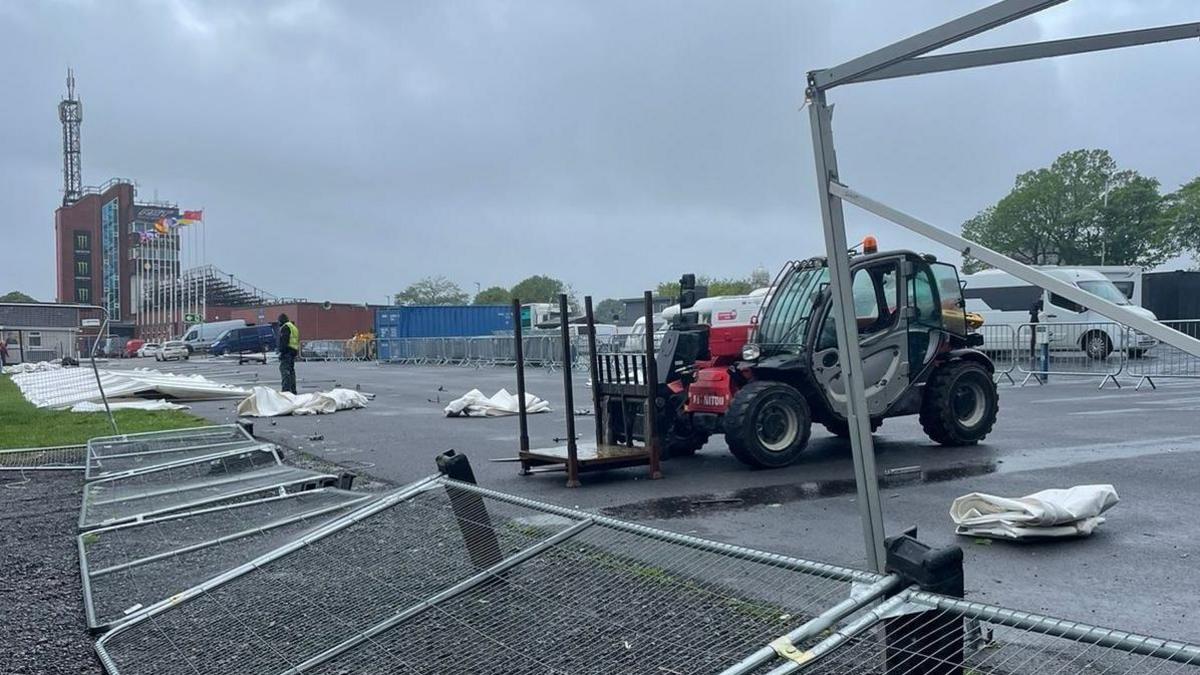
[180,319,247,354]
[963,267,1158,358]
[1088,266,1143,304]
[623,314,669,352]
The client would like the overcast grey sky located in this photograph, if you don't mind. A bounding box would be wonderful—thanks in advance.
[2,0,1197,303]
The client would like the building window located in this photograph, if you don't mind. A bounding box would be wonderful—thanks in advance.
[101,199,120,320]
[27,332,41,348]
[76,286,90,303]
[75,231,91,251]
[76,260,90,276]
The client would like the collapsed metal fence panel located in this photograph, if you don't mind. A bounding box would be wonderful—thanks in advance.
[748,588,1200,674]
[79,487,375,631]
[95,475,881,675]
[80,446,335,530]
[85,424,259,481]
[0,444,87,471]
[95,475,1200,675]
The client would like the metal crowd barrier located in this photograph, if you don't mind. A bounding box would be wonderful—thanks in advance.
[377,335,624,371]
[976,319,1200,390]
[1125,319,1200,389]
[1013,321,1130,389]
[975,323,1017,384]
[298,339,374,362]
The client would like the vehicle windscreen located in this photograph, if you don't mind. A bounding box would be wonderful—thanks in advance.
[214,330,232,342]
[1077,280,1130,305]
[755,261,829,354]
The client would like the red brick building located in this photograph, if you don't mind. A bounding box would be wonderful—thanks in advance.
[54,179,179,337]
[206,302,377,340]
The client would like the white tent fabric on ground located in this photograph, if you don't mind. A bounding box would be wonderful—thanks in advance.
[71,400,190,413]
[950,484,1120,540]
[3,361,63,374]
[9,367,248,409]
[444,388,551,417]
[237,386,372,417]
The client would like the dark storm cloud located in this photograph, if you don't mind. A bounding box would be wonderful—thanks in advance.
[1,0,1197,302]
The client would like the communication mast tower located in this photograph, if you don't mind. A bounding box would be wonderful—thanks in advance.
[59,68,83,206]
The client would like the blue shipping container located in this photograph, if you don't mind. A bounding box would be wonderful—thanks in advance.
[374,305,514,339]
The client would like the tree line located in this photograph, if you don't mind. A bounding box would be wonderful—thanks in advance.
[394,275,575,307]
[961,149,1200,273]
[395,266,774,324]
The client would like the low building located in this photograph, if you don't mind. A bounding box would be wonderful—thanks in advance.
[616,296,674,326]
[0,303,88,363]
[206,302,377,341]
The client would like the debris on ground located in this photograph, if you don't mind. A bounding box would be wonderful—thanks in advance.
[236,385,373,417]
[443,388,551,417]
[951,484,1120,540]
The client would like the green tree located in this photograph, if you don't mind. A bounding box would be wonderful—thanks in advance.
[594,298,624,323]
[473,286,512,305]
[1164,176,1200,262]
[656,275,758,301]
[394,276,469,306]
[0,291,37,303]
[961,149,1180,272]
[509,275,566,304]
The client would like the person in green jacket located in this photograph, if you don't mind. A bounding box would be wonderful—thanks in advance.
[277,313,299,394]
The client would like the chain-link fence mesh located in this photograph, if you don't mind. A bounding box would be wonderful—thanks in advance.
[80,488,374,630]
[89,474,1200,675]
[756,589,1200,675]
[0,444,87,471]
[95,477,877,675]
[85,424,258,480]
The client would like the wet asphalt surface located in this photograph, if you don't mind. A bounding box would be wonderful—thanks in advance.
[104,357,1200,641]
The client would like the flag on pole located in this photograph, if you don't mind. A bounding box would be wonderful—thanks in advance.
[182,210,203,221]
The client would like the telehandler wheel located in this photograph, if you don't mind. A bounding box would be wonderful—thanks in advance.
[724,381,811,468]
[920,360,998,446]
[660,395,709,458]
[665,427,709,457]
[823,418,882,439]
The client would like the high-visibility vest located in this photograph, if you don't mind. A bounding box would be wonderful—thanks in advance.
[282,321,300,351]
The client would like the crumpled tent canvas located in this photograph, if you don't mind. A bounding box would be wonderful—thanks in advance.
[444,389,551,417]
[71,400,189,412]
[9,366,248,409]
[951,484,1120,540]
[237,386,372,417]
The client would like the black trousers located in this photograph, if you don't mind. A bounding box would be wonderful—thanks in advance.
[279,351,297,394]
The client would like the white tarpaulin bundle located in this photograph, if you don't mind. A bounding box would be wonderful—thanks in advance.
[237,386,372,417]
[444,388,551,417]
[950,484,1120,540]
[9,366,248,409]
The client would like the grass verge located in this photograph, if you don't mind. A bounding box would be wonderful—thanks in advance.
[0,375,207,449]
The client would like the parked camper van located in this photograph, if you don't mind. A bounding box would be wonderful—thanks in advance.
[963,267,1158,359]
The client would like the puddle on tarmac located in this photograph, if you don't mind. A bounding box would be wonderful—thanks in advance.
[601,461,997,520]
